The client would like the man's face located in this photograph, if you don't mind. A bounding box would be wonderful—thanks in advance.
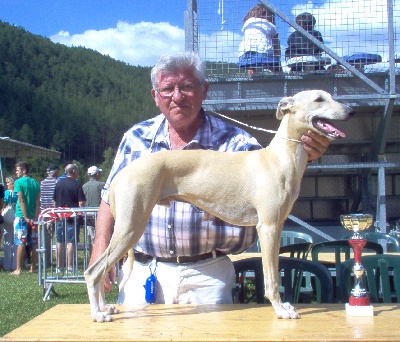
[151,68,209,130]
[15,167,24,178]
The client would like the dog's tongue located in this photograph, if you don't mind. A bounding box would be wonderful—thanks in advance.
[317,119,346,138]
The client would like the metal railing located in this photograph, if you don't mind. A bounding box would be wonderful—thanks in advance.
[37,207,98,300]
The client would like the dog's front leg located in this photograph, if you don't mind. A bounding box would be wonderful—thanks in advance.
[257,223,300,319]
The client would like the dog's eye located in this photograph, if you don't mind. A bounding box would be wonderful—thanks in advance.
[314,97,323,102]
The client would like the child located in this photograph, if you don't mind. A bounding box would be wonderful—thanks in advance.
[285,12,325,71]
[237,4,281,77]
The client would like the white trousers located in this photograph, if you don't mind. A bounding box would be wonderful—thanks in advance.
[117,255,235,306]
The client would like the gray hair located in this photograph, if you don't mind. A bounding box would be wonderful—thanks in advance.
[65,164,78,175]
[150,52,206,90]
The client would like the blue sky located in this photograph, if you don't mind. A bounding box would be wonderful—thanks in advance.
[1,1,397,67]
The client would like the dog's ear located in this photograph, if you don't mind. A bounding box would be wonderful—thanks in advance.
[276,97,294,120]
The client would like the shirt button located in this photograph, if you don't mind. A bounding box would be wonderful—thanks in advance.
[168,225,172,229]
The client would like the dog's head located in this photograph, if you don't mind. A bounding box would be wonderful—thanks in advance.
[276,90,354,140]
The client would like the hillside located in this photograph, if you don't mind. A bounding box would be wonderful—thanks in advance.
[0,21,158,167]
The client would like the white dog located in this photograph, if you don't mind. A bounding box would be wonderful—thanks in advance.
[85,90,353,322]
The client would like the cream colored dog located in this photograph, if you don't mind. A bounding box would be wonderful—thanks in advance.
[84,90,353,322]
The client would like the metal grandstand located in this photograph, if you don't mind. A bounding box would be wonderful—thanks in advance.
[184,0,400,238]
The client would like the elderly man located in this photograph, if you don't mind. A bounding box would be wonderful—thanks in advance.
[89,52,330,305]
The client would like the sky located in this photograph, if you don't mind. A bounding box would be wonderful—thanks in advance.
[0,0,398,67]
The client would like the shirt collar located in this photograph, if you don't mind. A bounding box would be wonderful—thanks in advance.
[143,109,215,150]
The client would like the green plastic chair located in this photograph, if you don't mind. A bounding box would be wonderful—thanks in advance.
[363,232,400,252]
[279,242,314,301]
[232,256,333,304]
[311,240,383,302]
[281,231,313,246]
[339,254,400,303]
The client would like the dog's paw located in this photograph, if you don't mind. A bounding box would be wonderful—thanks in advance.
[92,312,113,323]
[104,305,119,315]
[276,302,300,319]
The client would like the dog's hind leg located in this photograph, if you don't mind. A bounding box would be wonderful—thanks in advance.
[257,222,300,319]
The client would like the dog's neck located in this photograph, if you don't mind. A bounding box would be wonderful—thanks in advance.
[269,116,309,170]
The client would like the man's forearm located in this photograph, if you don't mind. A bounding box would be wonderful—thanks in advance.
[89,200,115,265]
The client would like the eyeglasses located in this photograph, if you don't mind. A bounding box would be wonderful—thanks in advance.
[156,83,201,99]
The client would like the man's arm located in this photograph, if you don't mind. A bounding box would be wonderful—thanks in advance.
[89,199,115,292]
[18,192,29,219]
[302,130,330,161]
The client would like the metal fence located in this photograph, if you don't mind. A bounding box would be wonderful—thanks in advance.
[37,207,98,300]
[186,0,398,77]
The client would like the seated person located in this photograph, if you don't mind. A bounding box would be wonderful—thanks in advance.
[237,4,281,77]
[285,12,326,71]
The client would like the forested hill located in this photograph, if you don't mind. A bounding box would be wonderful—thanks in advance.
[0,21,158,166]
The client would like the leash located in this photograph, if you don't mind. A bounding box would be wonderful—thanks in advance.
[209,110,302,143]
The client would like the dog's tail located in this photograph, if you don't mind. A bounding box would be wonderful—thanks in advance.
[118,249,134,291]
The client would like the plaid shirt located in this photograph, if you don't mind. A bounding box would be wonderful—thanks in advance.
[102,110,262,257]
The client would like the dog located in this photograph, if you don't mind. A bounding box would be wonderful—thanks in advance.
[84,90,353,322]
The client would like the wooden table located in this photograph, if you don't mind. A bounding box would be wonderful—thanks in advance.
[3,304,400,341]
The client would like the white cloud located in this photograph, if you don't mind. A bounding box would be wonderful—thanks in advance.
[50,21,185,67]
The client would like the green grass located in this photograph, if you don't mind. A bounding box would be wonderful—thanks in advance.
[0,270,119,337]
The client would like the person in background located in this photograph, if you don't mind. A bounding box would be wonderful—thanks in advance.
[83,166,105,242]
[237,4,281,77]
[12,162,40,275]
[53,164,86,273]
[0,181,4,247]
[285,12,325,71]
[2,176,18,270]
[40,163,60,265]
[89,52,330,306]
[83,166,105,208]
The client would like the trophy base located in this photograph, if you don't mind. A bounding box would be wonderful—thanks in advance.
[345,303,374,316]
[349,296,370,306]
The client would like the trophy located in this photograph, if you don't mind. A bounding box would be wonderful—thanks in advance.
[340,213,374,316]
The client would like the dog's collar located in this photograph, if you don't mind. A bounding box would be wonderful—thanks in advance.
[277,136,302,143]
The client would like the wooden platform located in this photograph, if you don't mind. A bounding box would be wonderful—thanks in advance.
[3,304,400,341]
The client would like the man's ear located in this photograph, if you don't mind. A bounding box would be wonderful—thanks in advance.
[151,89,159,107]
[276,97,294,120]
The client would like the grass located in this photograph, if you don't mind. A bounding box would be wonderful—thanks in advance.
[0,269,119,337]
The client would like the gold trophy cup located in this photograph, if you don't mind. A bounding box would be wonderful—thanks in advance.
[340,213,374,316]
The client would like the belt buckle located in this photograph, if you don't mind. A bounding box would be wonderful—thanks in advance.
[177,256,182,264]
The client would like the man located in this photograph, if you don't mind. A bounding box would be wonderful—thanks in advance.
[12,161,40,275]
[40,164,60,211]
[83,166,105,208]
[83,166,105,242]
[89,52,330,305]
[53,164,86,272]
[40,163,60,265]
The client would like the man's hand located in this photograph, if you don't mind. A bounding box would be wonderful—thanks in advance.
[301,130,331,161]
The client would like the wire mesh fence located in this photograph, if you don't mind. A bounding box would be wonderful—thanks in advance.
[190,0,398,76]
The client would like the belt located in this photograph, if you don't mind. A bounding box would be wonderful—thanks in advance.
[134,250,225,264]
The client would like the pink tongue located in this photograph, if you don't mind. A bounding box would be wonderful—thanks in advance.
[317,120,346,138]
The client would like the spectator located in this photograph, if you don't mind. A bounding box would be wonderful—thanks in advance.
[40,163,60,265]
[237,4,281,77]
[12,162,40,275]
[83,166,105,207]
[2,176,18,270]
[285,12,325,71]
[53,164,86,273]
[83,166,105,242]
[89,52,330,306]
